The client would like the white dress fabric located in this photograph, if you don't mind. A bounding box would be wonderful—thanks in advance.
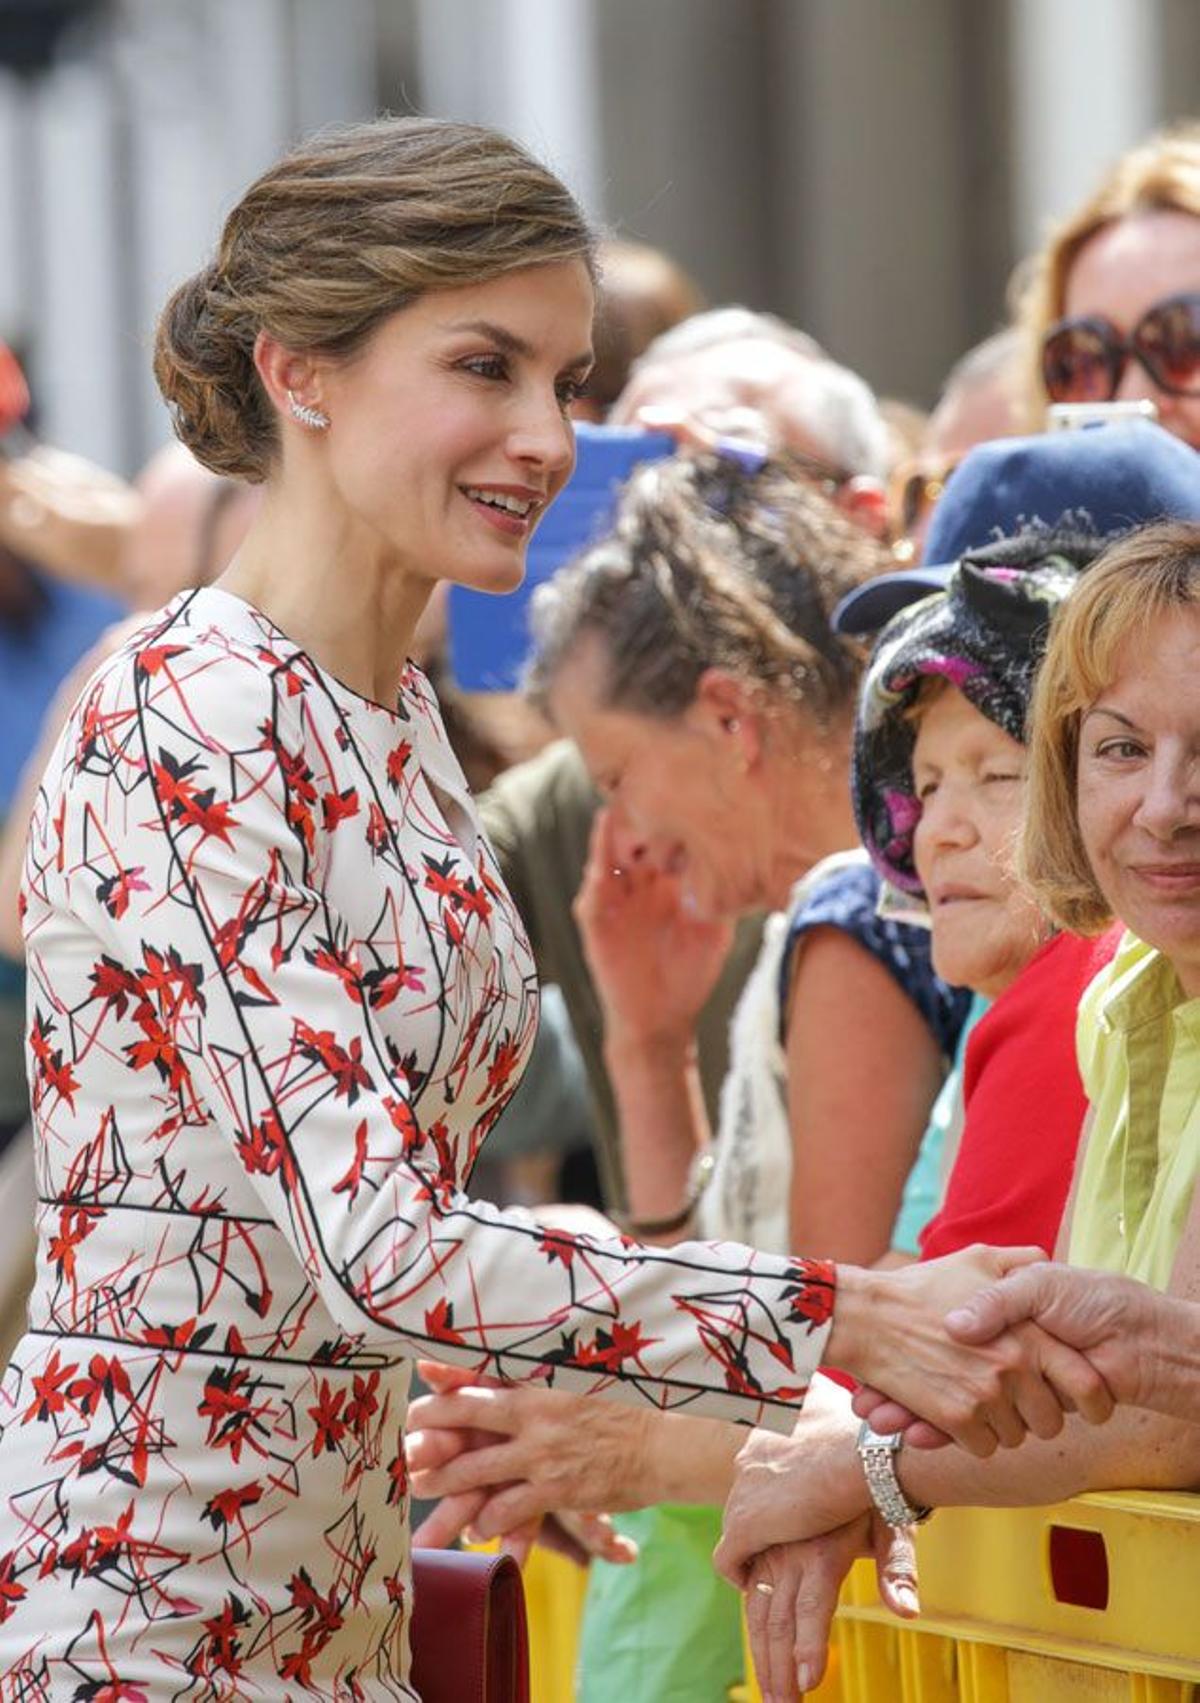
[0,587,835,1698]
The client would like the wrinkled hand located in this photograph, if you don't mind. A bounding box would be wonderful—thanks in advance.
[833,1246,1115,1457]
[946,1262,1164,1410]
[715,1383,869,1589]
[575,806,732,1043]
[744,1515,918,1703]
[408,1363,637,1568]
[407,1362,648,1539]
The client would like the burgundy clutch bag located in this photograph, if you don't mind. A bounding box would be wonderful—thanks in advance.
[409,1548,530,1703]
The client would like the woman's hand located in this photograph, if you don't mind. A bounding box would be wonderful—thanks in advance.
[575,806,733,1045]
[852,1261,1146,1438]
[829,1245,1116,1456]
[714,1389,870,1589]
[744,1515,919,1703]
[413,1497,637,1570]
[407,1365,653,1535]
[944,1262,1171,1413]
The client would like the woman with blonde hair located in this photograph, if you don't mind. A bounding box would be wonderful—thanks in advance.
[715,520,1200,1695]
[1017,125,1200,446]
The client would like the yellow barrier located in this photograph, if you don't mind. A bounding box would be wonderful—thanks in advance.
[833,1490,1200,1702]
[487,1488,1200,1700]
[734,1491,1200,1702]
[524,1545,591,1703]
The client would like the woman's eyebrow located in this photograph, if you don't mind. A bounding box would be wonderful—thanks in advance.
[1083,706,1141,730]
[442,317,593,370]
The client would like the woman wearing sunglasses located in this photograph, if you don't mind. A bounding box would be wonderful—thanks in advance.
[1019,125,1200,447]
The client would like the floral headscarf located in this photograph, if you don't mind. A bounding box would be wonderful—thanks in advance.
[852,552,1078,894]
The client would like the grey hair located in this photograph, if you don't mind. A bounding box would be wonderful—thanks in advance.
[796,356,892,481]
[631,304,826,364]
[937,325,1024,405]
[622,306,889,481]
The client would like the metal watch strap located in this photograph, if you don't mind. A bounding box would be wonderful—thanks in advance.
[856,1421,933,1528]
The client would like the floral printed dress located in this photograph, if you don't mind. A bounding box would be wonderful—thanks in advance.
[0,586,834,1699]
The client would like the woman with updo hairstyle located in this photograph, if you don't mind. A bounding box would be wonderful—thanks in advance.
[0,117,1104,1694]
[1017,124,1200,447]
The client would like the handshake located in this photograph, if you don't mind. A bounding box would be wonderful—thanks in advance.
[407,1250,1191,1701]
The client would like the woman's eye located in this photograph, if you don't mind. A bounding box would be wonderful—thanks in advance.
[982,771,1022,786]
[556,376,586,409]
[915,779,938,801]
[1096,739,1145,761]
[462,354,509,382]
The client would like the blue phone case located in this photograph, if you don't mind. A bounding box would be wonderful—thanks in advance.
[447,423,675,692]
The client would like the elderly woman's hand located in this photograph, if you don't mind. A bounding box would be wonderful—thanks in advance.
[942,1262,1184,1416]
[829,1245,1116,1456]
[574,806,733,1046]
[744,1515,919,1703]
[407,1365,655,1536]
[714,1385,870,1590]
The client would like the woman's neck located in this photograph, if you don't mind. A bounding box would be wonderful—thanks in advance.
[761,718,860,909]
[217,478,434,705]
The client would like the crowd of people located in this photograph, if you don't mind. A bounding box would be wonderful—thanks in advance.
[0,109,1196,1702]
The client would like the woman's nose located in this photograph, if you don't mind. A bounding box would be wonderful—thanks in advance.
[508,394,575,478]
[921,785,977,847]
[1114,350,1161,410]
[1133,755,1199,840]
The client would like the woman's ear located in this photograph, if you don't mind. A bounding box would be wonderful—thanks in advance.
[253,330,326,424]
[693,668,764,769]
[836,477,888,539]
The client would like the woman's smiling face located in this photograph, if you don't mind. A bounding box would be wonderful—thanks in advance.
[1076,605,1200,995]
[912,685,1044,997]
[314,259,595,592]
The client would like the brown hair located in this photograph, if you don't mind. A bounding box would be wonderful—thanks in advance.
[526,451,889,727]
[581,239,704,417]
[154,117,596,482]
[1022,519,1200,933]
[1015,125,1200,427]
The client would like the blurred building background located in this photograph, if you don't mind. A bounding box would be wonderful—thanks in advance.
[0,0,1197,473]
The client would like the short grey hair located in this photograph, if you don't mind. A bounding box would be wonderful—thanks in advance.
[938,325,1023,404]
[632,305,825,364]
[795,356,892,482]
[621,305,890,481]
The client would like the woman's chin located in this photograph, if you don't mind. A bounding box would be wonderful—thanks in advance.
[450,554,528,599]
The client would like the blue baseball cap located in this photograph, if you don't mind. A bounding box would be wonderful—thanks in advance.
[832,420,1200,636]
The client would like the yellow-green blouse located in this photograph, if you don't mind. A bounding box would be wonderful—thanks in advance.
[1069,931,1200,1291]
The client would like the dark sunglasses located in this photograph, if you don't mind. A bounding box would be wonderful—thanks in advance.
[1042,291,1200,403]
[887,452,963,543]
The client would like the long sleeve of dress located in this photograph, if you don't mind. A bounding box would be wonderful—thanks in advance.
[23,600,834,1433]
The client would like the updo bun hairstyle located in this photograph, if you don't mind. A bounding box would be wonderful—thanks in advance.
[154,117,597,482]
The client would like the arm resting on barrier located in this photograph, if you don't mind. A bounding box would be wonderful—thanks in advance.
[715,1379,1200,1589]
